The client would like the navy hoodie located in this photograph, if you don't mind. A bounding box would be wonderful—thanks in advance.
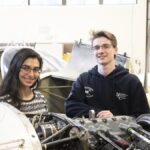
[65,65,149,118]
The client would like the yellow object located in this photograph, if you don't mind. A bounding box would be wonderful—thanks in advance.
[63,53,71,61]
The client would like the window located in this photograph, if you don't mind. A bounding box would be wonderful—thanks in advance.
[30,0,62,6]
[67,0,99,5]
[0,0,137,6]
[103,0,137,5]
[0,0,27,6]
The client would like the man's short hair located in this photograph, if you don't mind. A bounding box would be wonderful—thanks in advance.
[91,30,117,48]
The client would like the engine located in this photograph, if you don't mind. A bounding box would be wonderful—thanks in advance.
[30,112,150,150]
[0,102,150,150]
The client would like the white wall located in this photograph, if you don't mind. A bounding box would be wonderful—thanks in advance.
[0,0,146,72]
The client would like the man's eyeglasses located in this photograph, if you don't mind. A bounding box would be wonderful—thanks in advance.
[20,65,41,74]
[92,44,112,51]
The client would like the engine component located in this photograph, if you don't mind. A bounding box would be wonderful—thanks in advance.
[29,112,150,150]
[0,102,42,150]
[1,102,150,150]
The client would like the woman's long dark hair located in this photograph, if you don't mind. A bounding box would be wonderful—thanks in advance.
[0,48,43,108]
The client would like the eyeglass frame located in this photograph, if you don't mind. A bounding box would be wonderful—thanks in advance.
[91,44,113,51]
[20,65,41,74]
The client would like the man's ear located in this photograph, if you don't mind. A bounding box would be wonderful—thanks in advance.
[114,47,118,58]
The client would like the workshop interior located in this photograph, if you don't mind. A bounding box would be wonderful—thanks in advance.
[0,0,150,150]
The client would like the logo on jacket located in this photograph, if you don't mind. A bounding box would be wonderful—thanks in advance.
[116,92,128,100]
[84,86,94,98]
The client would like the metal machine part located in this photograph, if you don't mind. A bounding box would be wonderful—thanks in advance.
[0,102,42,150]
[1,103,150,150]
[29,112,150,150]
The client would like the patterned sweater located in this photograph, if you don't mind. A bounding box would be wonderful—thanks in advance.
[0,90,48,115]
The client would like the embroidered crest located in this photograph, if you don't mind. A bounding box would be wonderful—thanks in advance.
[84,86,94,98]
[116,92,128,100]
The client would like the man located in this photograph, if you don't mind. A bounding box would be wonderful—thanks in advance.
[65,30,149,119]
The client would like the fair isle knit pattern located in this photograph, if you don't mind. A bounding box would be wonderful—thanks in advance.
[0,90,48,115]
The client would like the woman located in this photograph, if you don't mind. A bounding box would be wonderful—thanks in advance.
[0,47,48,115]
